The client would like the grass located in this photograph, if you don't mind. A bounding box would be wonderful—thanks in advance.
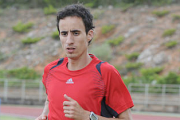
[44,5,56,15]
[152,10,169,17]
[0,69,7,78]
[116,3,134,12]
[165,41,178,48]
[107,36,124,46]
[0,115,30,120]
[13,22,33,33]
[125,52,140,61]
[21,37,43,44]
[51,31,59,40]
[0,67,40,79]
[162,29,176,37]
[84,2,95,8]
[140,67,163,76]
[152,0,173,6]
[125,62,143,71]
[172,14,180,22]
[101,25,115,34]
[157,72,180,84]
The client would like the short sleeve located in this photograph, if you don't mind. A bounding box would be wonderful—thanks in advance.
[101,63,134,117]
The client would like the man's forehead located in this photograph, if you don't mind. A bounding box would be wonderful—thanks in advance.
[59,16,85,31]
[59,16,83,24]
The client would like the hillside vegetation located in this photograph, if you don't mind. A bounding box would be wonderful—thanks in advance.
[0,3,180,85]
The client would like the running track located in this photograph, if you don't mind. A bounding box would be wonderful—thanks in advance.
[1,105,180,120]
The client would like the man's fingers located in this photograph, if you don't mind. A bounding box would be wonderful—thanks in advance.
[64,110,74,118]
[63,106,70,110]
[63,101,72,106]
[65,113,73,118]
[63,94,79,119]
[64,110,74,114]
[64,94,74,101]
[41,116,47,120]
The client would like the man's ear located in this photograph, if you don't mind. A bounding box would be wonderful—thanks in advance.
[87,29,94,41]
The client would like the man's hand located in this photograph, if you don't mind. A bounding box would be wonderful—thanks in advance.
[35,97,49,120]
[35,114,47,120]
[63,94,90,120]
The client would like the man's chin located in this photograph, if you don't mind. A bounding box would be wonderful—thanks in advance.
[66,54,77,59]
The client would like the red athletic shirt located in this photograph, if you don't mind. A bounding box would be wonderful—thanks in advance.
[42,54,134,120]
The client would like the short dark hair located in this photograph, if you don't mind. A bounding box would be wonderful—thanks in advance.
[56,4,95,44]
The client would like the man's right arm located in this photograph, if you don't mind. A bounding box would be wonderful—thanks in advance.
[35,96,49,120]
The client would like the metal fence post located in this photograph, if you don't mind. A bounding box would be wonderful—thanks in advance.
[3,79,8,102]
[179,85,180,112]
[39,81,43,102]
[162,84,166,108]
[21,81,26,103]
[144,84,149,108]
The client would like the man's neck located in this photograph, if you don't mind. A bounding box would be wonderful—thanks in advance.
[67,54,92,71]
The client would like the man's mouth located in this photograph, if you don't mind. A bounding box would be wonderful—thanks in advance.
[67,47,75,53]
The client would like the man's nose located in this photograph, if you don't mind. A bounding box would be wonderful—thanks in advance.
[66,33,74,44]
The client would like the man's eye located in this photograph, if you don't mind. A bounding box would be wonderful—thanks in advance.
[61,32,67,36]
[73,32,79,36]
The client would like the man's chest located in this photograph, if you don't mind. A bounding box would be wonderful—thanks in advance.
[46,70,105,106]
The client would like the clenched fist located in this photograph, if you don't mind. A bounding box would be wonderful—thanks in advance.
[63,94,90,120]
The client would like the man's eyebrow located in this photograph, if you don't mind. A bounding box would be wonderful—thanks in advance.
[60,30,81,33]
[60,31,68,33]
[70,30,81,32]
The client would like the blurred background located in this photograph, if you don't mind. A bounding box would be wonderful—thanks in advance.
[0,0,180,120]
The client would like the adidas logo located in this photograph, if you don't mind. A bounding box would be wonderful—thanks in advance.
[66,78,74,84]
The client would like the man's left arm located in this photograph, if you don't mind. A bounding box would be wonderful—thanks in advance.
[63,94,133,120]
